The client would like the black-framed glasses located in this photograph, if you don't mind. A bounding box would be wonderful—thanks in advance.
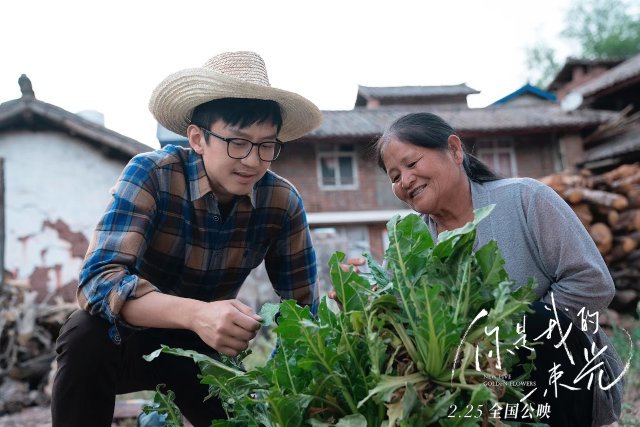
[199,127,283,162]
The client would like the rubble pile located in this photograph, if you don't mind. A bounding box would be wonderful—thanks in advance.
[0,281,75,415]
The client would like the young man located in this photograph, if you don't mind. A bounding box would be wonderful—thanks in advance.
[51,51,323,427]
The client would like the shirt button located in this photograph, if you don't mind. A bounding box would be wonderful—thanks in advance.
[108,326,121,345]
[213,215,220,222]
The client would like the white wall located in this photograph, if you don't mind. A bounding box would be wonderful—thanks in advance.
[0,131,129,299]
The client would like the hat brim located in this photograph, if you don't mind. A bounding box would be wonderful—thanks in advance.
[149,68,323,141]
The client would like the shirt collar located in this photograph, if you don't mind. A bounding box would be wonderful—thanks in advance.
[186,149,256,208]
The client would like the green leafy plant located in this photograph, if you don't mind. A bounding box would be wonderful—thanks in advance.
[145,206,540,426]
[141,384,183,427]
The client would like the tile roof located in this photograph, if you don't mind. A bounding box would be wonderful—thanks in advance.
[574,53,640,98]
[547,57,625,91]
[305,105,618,139]
[357,84,479,99]
[0,76,150,158]
[491,84,556,105]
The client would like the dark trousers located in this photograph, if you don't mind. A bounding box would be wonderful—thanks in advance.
[51,310,226,427]
[510,301,594,427]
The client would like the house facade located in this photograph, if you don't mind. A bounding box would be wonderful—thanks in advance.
[156,83,617,295]
[276,84,616,267]
[547,57,626,102]
[4,57,635,308]
[0,75,150,301]
[558,53,640,172]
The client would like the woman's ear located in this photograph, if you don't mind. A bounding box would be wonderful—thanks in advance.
[447,135,464,164]
[187,124,205,154]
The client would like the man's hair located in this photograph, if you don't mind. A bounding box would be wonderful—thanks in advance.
[191,98,283,136]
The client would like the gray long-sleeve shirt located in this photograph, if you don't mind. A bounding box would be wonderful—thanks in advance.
[424,177,623,426]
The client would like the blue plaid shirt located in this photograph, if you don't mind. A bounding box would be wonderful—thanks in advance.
[78,145,318,330]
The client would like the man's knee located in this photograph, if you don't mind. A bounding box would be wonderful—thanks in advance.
[55,310,117,362]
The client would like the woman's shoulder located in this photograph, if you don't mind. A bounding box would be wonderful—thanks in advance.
[476,177,551,198]
[474,178,564,214]
[479,177,545,189]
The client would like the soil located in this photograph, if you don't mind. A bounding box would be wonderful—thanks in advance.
[0,402,141,427]
[0,401,195,427]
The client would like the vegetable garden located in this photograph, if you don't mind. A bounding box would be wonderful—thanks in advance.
[145,206,543,427]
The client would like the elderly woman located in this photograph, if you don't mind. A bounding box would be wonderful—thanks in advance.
[373,112,623,427]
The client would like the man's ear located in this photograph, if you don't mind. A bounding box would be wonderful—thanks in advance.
[447,134,464,164]
[187,124,205,154]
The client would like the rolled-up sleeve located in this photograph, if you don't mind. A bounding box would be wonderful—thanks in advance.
[77,155,160,325]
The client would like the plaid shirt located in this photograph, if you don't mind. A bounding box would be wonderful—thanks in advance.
[78,145,318,331]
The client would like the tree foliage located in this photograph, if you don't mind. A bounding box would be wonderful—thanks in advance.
[563,0,640,59]
[525,43,561,89]
[526,0,640,88]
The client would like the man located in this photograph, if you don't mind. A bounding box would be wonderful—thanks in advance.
[51,51,323,427]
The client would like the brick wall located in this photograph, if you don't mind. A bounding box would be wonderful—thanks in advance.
[272,140,404,212]
[558,134,586,172]
[275,135,576,208]
[512,135,560,178]
[556,66,613,101]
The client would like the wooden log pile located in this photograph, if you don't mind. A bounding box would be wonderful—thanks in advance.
[539,163,640,314]
[0,280,76,415]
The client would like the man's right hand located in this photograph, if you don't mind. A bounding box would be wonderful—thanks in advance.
[191,299,262,357]
[121,292,263,357]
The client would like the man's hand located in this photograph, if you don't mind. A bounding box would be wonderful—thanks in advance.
[328,257,367,308]
[121,293,262,356]
[191,299,262,357]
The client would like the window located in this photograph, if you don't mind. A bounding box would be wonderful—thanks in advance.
[475,139,517,177]
[316,144,358,190]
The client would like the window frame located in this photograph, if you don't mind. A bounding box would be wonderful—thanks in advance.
[316,143,359,190]
[475,138,518,177]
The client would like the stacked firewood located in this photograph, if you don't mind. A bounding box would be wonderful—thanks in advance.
[539,163,640,314]
[0,280,76,414]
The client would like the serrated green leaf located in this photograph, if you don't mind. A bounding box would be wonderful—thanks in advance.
[329,252,372,313]
[358,372,426,407]
[259,302,280,327]
[362,252,390,287]
[475,240,507,285]
[266,393,313,427]
[144,203,539,427]
[142,384,183,427]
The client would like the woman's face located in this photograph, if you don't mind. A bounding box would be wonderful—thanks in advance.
[382,136,464,215]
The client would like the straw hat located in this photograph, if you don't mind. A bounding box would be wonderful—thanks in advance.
[149,51,323,141]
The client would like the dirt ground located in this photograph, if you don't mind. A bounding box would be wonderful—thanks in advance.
[0,400,196,427]
[0,406,52,427]
[0,400,144,427]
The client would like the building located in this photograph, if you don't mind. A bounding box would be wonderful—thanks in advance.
[280,83,616,264]
[547,57,626,102]
[557,53,640,171]
[0,75,150,301]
